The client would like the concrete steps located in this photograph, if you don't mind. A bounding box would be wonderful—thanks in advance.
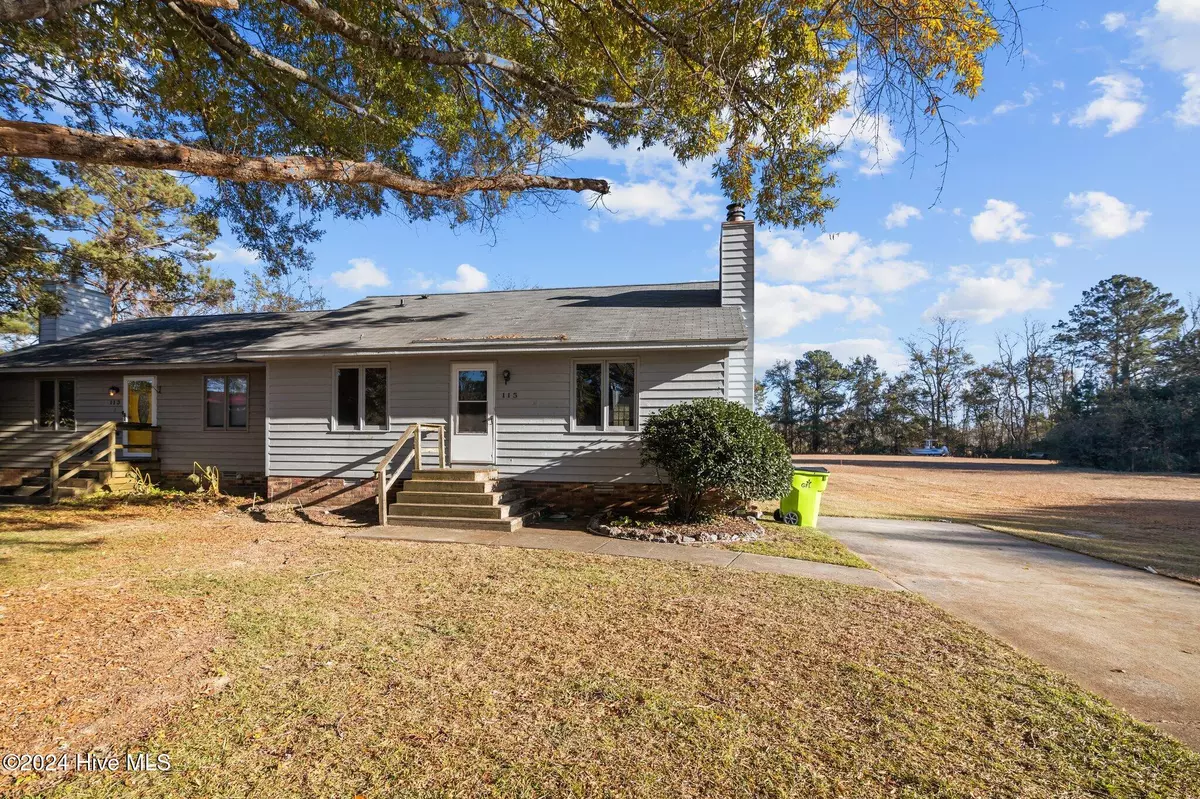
[387,467,537,532]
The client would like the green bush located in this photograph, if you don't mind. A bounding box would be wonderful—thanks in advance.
[641,398,793,522]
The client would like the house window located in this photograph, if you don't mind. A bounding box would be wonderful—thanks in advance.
[333,365,388,431]
[572,360,637,432]
[37,379,75,431]
[204,375,249,429]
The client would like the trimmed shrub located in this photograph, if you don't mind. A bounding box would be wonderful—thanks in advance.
[641,398,793,522]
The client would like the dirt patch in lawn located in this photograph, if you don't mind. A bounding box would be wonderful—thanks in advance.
[801,455,1200,582]
[1,505,1198,797]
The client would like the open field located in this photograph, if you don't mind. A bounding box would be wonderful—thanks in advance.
[2,502,1198,797]
[802,455,1200,582]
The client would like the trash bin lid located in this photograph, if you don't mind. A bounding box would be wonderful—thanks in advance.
[792,465,829,474]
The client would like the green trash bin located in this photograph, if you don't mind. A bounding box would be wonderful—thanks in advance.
[774,466,830,527]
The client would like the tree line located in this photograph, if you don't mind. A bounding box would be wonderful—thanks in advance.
[757,275,1199,472]
[1,162,326,350]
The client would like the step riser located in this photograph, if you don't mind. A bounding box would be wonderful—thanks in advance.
[395,488,523,505]
[390,504,508,520]
[386,511,537,532]
[402,480,508,494]
[387,516,519,532]
[409,469,499,482]
[388,497,534,519]
[396,491,501,506]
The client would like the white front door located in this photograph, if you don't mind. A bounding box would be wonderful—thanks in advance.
[122,375,157,458]
[450,363,495,465]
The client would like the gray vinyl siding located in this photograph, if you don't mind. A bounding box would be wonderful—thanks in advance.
[265,350,728,483]
[719,221,755,407]
[0,369,265,474]
[267,358,449,481]
[495,350,726,482]
[38,282,111,343]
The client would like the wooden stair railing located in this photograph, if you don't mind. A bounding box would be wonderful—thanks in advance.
[48,421,160,503]
[374,422,446,526]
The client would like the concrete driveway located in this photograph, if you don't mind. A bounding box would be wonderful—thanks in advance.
[822,517,1200,749]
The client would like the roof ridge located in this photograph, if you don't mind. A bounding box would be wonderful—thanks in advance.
[359,279,718,301]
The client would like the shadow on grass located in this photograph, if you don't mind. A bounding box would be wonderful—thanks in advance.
[0,535,106,553]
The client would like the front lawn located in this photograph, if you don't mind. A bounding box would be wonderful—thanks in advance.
[724,520,872,568]
[1,505,1197,797]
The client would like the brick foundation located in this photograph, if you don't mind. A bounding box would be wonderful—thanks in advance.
[516,480,666,516]
[267,475,376,508]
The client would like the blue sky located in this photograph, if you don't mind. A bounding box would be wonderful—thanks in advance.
[206,0,1200,376]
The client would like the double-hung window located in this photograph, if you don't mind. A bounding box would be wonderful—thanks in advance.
[204,375,249,429]
[36,378,75,431]
[572,360,637,432]
[333,365,388,431]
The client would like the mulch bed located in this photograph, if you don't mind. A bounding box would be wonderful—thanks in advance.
[588,512,763,545]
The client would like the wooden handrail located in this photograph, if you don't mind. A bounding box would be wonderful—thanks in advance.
[50,421,117,503]
[48,421,163,503]
[374,422,448,526]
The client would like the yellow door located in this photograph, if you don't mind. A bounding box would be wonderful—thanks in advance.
[124,377,156,457]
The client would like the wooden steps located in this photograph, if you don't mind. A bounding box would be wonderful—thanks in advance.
[386,467,539,532]
[0,460,160,504]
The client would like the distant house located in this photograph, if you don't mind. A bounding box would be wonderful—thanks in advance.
[0,205,755,527]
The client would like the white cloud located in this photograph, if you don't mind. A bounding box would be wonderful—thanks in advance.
[993,89,1039,115]
[1052,80,1067,91]
[438,263,489,292]
[884,203,922,229]
[1070,74,1147,135]
[582,217,601,233]
[330,257,390,291]
[575,140,722,224]
[756,338,909,376]
[601,176,722,224]
[820,72,904,175]
[1135,1,1200,125]
[1102,11,1128,30]
[1158,0,1200,23]
[207,243,259,265]
[970,199,1033,243]
[1177,73,1200,125]
[757,231,929,296]
[754,283,855,339]
[403,270,434,291]
[1051,232,1075,248]
[1066,191,1150,238]
[848,296,883,321]
[927,259,1058,323]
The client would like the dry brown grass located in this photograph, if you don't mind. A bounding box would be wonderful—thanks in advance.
[1,503,1197,797]
[802,455,1200,582]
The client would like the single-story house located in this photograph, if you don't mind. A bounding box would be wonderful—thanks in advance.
[0,205,756,527]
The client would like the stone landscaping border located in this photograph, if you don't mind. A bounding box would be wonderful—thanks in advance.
[587,513,764,546]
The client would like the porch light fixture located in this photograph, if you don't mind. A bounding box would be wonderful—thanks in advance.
[108,385,120,397]
[502,369,511,384]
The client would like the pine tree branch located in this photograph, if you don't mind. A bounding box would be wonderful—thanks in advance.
[0,119,610,197]
[0,0,236,22]
[277,0,642,115]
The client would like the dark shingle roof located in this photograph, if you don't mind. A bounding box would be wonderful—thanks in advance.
[0,281,747,369]
[0,311,326,370]
[243,281,746,355]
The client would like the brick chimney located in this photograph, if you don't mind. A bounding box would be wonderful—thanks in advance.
[719,202,754,407]
[39,281,111,344]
